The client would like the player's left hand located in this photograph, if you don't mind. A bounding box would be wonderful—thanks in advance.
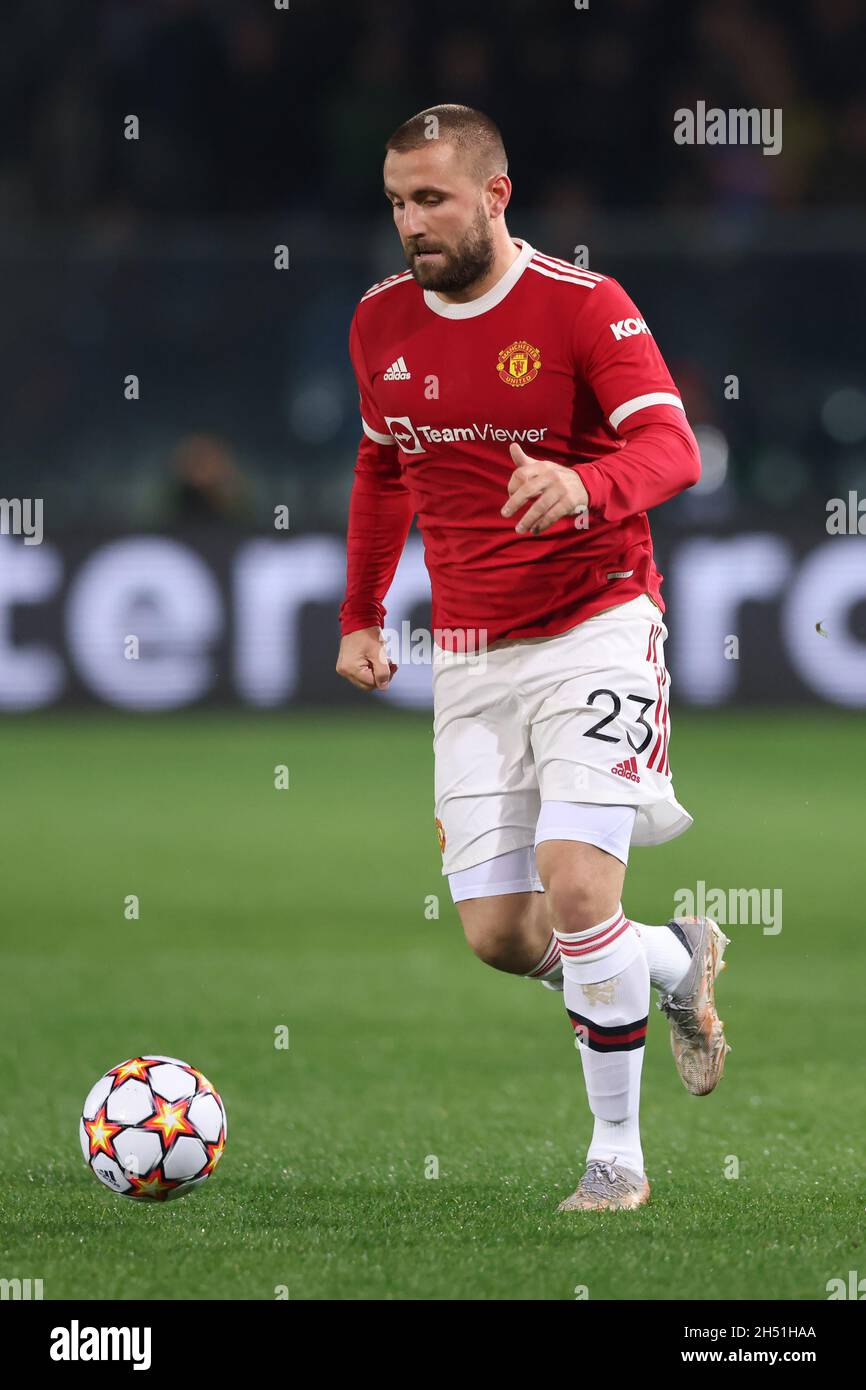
[502,442,590,534]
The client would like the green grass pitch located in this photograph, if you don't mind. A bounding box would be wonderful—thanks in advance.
[0,708,862,1300]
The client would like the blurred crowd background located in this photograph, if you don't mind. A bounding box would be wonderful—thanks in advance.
[1,0,864,527]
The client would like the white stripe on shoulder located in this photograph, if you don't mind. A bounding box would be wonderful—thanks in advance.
[528,260,600,289]
[362,417,396,445]
[531,250,605,282]
[360,271,414,302]
[609,393,684,431]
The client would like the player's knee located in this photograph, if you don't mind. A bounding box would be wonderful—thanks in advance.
[467,929,515,971]
[458,897,532,972]
[544,869,615,936]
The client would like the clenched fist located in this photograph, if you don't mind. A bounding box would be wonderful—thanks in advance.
[501,442,590,534]
[335,626,398,692]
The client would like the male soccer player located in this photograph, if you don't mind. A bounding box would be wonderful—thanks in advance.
[336,105,730,1211]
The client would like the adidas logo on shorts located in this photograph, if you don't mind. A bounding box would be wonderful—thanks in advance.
[611,755,641,783]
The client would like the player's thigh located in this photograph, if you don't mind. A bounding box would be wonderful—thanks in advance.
[433,651,538,875]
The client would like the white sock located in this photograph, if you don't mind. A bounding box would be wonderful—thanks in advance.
[555,906,649,1178]
[628,918,692,993]
[525,932,563,989]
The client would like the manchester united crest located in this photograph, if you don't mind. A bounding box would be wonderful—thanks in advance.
[496,339,541,388]
[435,817,446,854]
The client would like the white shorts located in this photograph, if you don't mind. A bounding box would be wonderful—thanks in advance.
[432,593,693,876]
[447,803,638,903]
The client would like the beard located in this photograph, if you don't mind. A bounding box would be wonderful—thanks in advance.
[404,206,495,293]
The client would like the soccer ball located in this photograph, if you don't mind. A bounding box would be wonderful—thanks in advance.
[80,1055,227,1200]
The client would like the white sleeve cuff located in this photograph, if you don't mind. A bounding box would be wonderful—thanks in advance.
[608,392,684,431]
[362,417,396,445]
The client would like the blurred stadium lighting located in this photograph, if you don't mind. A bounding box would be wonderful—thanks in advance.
[287,378,345,444]
[691,424,730,494]
[753,447,810,507]
[821,387,866,444]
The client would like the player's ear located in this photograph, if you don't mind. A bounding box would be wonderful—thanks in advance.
[486,172,511,219]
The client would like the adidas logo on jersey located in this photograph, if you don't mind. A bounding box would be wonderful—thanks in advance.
[609,318,649,341]
[383,356,411,381]
[611,756,641,783]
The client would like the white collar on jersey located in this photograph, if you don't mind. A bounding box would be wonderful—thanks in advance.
[422,238,535,319]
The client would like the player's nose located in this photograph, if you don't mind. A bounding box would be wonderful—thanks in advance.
[402,207,426,240]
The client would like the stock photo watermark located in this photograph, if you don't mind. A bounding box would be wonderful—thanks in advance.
[382,622,489,669]
[673,881,782,935]
[674,102,782,156]
[825,492,866,535]
[0,1276,43,1300]
[0,497,43,545]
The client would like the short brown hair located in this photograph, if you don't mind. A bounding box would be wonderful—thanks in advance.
[385,104,508,183]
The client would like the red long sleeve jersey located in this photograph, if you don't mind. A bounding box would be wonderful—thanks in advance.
[340,239,700,648]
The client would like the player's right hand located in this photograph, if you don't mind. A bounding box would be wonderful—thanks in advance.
[335,627,398,692]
